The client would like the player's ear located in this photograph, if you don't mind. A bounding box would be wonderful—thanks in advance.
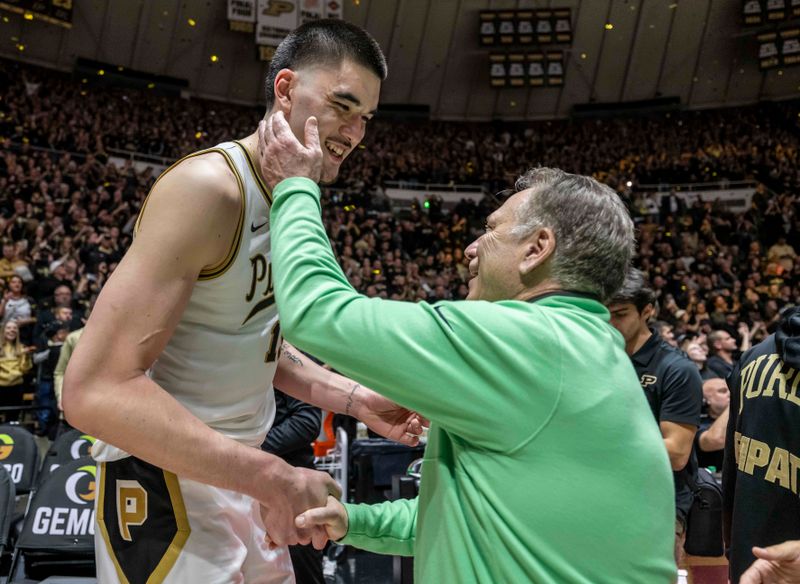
[274,68,296,113]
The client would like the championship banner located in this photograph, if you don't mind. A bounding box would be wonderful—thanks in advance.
[758,28,800,68]
[228,0,256,33]
[781,28,800,66]
[256,0,298,46]
[489,53,507,87]
[527,53,545,86]
[742,0,800,24]
[546,51,565,86]
[489,50,565,87]
[0,0,72,28]
[479,9,572,46]
[299,0,323,23]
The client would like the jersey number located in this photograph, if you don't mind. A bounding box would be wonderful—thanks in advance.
[265,321,281,363]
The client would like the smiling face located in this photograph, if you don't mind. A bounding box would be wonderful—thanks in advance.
[277,59,381,184]
[464,191,536,302]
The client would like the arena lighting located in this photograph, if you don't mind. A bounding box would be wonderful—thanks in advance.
[626,181,633,187]
[188,18,197,26]
[210,54,219,62]
[604,23,614,30]
[97,69,105,76]
[423,200,431,209]
[23,12,32,20]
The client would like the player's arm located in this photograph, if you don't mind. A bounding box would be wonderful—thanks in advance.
[62,155,338,545]
[697,406,729,453]
[274,344,423,447]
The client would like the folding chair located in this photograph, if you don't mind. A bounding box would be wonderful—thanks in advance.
[9,457,96,582]
[0,425,40,496]
[37,430,96,488]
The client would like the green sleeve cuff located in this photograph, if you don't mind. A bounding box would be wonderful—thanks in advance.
[336,499,417,557]
[272,176,321,202]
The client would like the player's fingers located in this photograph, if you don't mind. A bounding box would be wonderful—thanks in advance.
[325,475,342,500]
[311,526,329,550]
[739,559,770,584]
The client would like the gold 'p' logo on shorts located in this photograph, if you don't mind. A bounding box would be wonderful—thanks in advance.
[116,479,148,542]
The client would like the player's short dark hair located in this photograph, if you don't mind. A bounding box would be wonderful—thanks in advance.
[609,268,657,313]
[264,19,387,111]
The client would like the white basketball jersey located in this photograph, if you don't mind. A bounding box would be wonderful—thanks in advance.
[94,141,280,462]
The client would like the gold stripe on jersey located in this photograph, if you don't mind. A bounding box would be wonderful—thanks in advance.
[132,147,246,282]
[97,463,130,584]
[198,148,246,280]
[149,471,191,583]
[233,140,273,206]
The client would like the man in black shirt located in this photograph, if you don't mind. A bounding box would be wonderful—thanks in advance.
[696,377,729,471]
[609,269,702,563]
[706,329,738,379]
[723,307,800,583]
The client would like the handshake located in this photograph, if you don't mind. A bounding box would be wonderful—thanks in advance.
[257,462,349,551]
[255,393,425,550]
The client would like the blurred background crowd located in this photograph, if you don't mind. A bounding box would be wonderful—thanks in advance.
[1,58,800,435]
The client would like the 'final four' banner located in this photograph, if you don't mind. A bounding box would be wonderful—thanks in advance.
[228,0,256,32]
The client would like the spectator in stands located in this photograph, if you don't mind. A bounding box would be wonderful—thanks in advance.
[32,320,68,437]
[0,274,34,330]
[681,337,708,372]
[695,377,729,471]
[0,241,28,280]
[262,390,324,584]
[33,285,83,346]
[54,326,83,412]
[706,329,739,378]
[767,237,796,273]
[656,320,678,348]
[0,320,32,422]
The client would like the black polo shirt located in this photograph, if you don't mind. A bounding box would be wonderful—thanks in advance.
[631,330,703,516]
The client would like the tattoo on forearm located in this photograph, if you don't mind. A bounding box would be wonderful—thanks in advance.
[281,342,303,366]
[345,383,360,417]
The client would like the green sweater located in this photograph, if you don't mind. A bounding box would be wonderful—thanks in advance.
[271,177,676,583]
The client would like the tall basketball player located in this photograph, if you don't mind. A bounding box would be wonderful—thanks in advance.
[62,20,421,583]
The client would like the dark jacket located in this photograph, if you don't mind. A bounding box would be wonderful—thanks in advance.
[261,390,322,469]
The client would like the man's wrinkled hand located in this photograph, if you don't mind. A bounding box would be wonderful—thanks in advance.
[295,495,349,550]
[257,111,323,191]
[257,463,341,549]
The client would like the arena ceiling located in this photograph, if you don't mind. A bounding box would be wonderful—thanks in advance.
[1,0,799,120]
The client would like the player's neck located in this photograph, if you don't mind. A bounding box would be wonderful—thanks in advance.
[238,132,265,182]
